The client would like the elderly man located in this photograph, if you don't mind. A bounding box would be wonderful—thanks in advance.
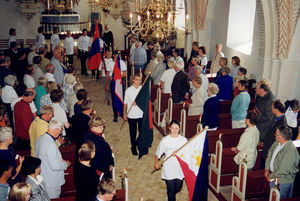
[130,41,147,71]
[255,80,275,142]
[210,43,225,74]
[152,53,166,85]
[264,126,299,199]
[50,46,66,87]
[261,100,287,167]
[38,47,49,73]
[44,64,55,82]
[35,120,71,199]
[171,58,190,103]
[29,105,54,156]
[27,45,38,65]
[160,58,176,94]
[13,89,36,150]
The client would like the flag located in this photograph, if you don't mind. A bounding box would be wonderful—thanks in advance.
[135,75,153,159]
[111,55,124,117]
[176,130,209,201]
[88,22,103,70]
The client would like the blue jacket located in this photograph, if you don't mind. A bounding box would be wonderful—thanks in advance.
[230,91,251,121]
[216,75,233,100]
[201,96,220,128]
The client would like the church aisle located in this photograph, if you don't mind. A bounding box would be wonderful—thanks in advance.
[74,58,217,201]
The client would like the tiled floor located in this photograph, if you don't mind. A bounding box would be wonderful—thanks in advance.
[75,59,219,201]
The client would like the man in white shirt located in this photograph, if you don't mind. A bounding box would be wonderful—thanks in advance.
[50,46,66,87]
[44,64,56,82]
[35,119,71,199]
[210,43,225,74]
[36,27,46,51]
[78,29,91,76]
[124,74,143,156]
[8,28,16,47]
[63,30,75,65]
[50,27,60,52]
[106,51,127,122]
[100,50,113,105]
[160,58,176,94]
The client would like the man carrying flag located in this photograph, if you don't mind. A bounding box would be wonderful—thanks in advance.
[106,51,127,122]
[88,18,104,82]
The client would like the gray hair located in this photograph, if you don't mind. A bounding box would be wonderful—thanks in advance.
[48,119,63,130]
[4,75,17,86]
[38,76,48,87]
[73,82,84,93]
[0,127,13,142]
[64,74,76,85]
[208,83,219,95]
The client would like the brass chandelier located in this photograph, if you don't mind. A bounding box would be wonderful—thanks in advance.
[92,0,126,13]
[128,0,189,42]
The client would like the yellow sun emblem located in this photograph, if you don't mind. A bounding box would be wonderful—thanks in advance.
[192,150,202,167]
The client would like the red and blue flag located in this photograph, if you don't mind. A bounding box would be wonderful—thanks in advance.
[112,55,124,117]
[88,22,103,71]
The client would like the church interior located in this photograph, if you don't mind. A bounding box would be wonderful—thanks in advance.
[0,0,300,201]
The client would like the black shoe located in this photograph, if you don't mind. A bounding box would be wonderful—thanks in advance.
[131,149,138,156]
[85,73,89,77]
[113,118,118,122]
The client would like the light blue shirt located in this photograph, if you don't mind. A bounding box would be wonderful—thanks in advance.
[130,47,147,65]
[230,91,251,121]
[50,57,65,85]
[0,183,10,201]
[230,65,240,79]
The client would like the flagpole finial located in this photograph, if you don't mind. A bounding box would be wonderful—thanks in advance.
[218,133,222,141]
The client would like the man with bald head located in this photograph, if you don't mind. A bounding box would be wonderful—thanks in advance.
[50,46,66,87]
[44,64,55,82]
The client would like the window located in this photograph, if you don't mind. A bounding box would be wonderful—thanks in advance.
[226,0,256,55]
[175,0,185,30]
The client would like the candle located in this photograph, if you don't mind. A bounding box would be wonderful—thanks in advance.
[186,14,189,26]
[47,0,50,10]
[129,12,133,26]
[147,11,150,20]
[138,15,141,27]
[70,0,73,9]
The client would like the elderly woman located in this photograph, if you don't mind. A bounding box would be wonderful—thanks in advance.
[0,127,24,186]
[231,111,260,169]
[1,75,17,124]
[155,120,187,201]
[62,74,76,108]
[187,77,207,116]
[216,66,233,100]
[67,82,84,117]
[7,182,31,201]
[23,65,36,89]
[145,51,158,75]
[83,116,114,179]
[152,53,166,85]
[21,156,50,201]
[74,141,99,201]
[34,76,48,115]
[188,56,200,80]
[201,83,220,130]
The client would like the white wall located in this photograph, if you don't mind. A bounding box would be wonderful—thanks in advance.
[0,1,40,39]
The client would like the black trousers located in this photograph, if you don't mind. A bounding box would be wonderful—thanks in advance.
[79,50,89,75]
[110,81,118,120]
[165,179,183,201]
[127,118,142,151]
[92,69,100,80]
[67,55,74,65]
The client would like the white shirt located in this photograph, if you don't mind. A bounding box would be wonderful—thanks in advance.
[124,85,143,119]
[200,74,209,95]
[100,58,113,77]
[78,35,91,51]
[210,51,224,74]
[11,98,37,113]
[63,37,75,55]
[200,55,208,66]
[105,59,127,77]
[270,143,286,172]
[32,64,44,84]
[24,74,36,88]
[36,33,46,51]
[27,52,37,65]
[1,85,18,104]
[51,103,68,136]
[8,35,16,46]
[44,73,55,82]
[160,68,176,93]
[50,34,60,51]
[156,134,187,180]
[285,106,298,128]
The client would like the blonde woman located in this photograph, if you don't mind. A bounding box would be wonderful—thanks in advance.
[7,182,31,201]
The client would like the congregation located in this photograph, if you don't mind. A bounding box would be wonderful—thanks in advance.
[0,22,300,201]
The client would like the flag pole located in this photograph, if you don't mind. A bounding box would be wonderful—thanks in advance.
[120,73,151,130]
[151,126,208,174]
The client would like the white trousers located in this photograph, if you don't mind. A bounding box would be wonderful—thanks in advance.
[45,186,61,199]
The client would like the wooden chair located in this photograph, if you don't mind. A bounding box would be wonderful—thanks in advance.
[165,97,183,134]
[151,84,159,102]
[180,108,200,138]
[153,88,170,126]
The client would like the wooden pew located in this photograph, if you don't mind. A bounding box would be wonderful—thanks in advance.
[180,109,200,138]
[151,84,159,102]
[165,97,183,134]
[219,113,232,129]
[153,88,170,126]
[231,164,270,201]
[219,99,256,114]
[25,39,36,48]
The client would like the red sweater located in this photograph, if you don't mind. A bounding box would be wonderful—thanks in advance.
[14,99,33,140]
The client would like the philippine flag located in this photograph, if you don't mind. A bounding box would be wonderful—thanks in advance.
[111,55,124,117]
[88,22,103,70]
[176,130,209,201]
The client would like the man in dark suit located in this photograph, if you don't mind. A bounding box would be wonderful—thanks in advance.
[261,99,287,168]
[171,58,190,103]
